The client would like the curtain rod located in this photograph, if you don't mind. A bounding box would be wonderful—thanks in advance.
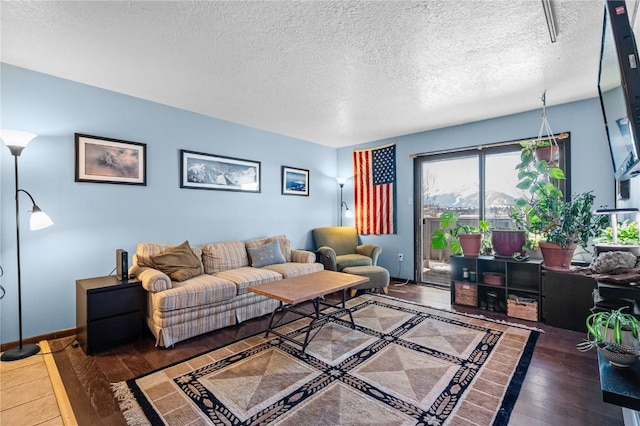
[409,132,569,159]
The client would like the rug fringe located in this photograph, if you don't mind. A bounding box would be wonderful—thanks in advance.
[367,293,546,333]
[111,381,151,426]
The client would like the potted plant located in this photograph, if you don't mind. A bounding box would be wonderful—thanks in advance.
[510,141,607,270]
[594,220,640,256]
[431,210,491,257]
[577,307,640,367]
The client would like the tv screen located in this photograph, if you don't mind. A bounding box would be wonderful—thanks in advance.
[598,1,640,180]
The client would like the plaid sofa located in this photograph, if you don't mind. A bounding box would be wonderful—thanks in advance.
[130,235,323,347]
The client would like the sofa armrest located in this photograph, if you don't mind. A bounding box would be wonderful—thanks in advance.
[291,249,316,264]
[129,265,172,292]
[357,244,382,265]
[316,246,338,271]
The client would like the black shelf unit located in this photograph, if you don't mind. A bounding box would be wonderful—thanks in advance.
[450,255,542,319]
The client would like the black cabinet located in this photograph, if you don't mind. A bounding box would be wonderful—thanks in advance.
[450,255,542,320]
[76,276,145,355]
[542,271,596,332]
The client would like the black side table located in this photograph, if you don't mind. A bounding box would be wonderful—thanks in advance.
[76,275,145,355]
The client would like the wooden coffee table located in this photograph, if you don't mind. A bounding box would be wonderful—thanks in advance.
[248,270,369,353]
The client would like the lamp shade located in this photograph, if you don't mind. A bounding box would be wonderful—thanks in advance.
[30,205,54,231]
[336,177,347,186]
[345,209,354,218]
[0,129,37,149]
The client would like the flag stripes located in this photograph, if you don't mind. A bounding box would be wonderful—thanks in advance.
[353,143,396,234]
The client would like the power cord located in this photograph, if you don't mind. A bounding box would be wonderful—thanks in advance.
[37,337,79,355]
[394,260,410,286]
[0,265,5,300]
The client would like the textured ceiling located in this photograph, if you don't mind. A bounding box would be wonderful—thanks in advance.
[0,1,610,147]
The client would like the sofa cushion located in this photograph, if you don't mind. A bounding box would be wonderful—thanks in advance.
[246,234,292,262]
[135,242,203,269]
[213,267,282,295]
[202,241,249,274]
[247,240,286,268]
[151,274,237,312]
[150,240,203,282]
[263,262,324,278]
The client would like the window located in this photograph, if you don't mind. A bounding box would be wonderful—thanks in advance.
[416,134,569,286]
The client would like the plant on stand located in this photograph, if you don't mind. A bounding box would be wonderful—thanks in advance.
[510,141,607,269]
[431,210,491,257]
[577,307,640,367]
[509,94,606,270]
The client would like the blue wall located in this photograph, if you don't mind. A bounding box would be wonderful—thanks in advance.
[0,63,620,343]
[337,98,617,281]
[0,64,337,343]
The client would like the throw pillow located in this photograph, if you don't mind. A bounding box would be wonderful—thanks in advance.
[590,250,638,273]
[247,240,286,268]
[150,240,203,282]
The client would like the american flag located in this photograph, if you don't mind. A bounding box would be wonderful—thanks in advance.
[353,143,396,235]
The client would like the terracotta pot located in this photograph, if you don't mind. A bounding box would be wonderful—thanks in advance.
[459,233,482,257]
[535,145,559,163]
[491,230,526,257]
[539,242,577,271]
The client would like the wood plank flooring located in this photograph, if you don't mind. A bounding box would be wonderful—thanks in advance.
[47,282,624,425]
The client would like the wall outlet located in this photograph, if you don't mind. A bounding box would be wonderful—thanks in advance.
[398,253,404,262]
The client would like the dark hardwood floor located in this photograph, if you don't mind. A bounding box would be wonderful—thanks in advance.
[48,281,624,425]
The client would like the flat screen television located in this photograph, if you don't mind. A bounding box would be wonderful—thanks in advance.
[598,0,640,180]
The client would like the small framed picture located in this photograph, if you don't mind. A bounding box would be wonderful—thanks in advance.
[281,166,309,196]
[75,134,146,185]
[180,150,261,192]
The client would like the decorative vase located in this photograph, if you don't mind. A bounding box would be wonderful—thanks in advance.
[491,230,526,257]
[539,242,577,271]
[459,233,482,257]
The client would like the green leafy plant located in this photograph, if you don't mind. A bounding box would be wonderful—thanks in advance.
[510,141,606,249]
[577,307,640,352]
[594,220,639,245]
[430,210,491,255]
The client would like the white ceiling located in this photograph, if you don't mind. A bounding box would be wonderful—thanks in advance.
[0,1,615,148]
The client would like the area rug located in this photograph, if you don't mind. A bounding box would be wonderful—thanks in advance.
[112,294,539,425]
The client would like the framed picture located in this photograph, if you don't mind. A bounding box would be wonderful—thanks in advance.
[75,133,146,185]
[281,166,309,196]
[180,150,261,192]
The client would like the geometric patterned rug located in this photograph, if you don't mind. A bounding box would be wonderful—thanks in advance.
[112,294,539,426]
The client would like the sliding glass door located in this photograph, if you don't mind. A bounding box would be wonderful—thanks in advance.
[415,135,570,287]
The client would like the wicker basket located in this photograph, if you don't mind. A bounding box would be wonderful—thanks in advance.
[455,281,477,307]
[507,297,538,321]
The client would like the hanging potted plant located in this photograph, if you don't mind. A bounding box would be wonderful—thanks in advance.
[510,140,607,270]
[431,210,491,257]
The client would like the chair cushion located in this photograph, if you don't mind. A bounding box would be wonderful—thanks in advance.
[336,254,372,271]
[149,240,203,282]
[313,227,359,256]
[247,240,286,268]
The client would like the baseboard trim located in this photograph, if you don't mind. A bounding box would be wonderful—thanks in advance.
[1,328,76,352]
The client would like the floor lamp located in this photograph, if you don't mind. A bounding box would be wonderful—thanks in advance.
[1,129,54,362]
[336,177,353,226]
